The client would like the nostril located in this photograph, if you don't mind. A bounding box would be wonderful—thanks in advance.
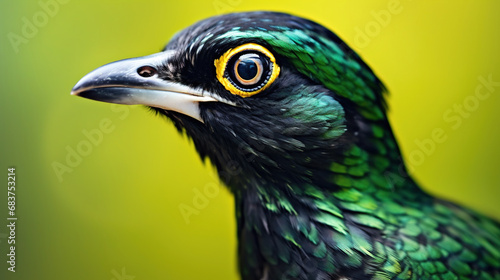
[137,66,157,77]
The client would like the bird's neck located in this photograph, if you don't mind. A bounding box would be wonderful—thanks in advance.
[233,141,425,279]
[233,141,422,210]
[226,132,421,199]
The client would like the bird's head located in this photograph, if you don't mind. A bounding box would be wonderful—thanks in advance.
[72,12,397,191]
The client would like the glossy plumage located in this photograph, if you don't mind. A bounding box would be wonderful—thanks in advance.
[72,12,500,280]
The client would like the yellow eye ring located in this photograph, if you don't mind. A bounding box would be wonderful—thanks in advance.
[214,43,280,98]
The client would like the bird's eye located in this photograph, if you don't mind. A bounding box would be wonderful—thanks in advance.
[215,43,280,98]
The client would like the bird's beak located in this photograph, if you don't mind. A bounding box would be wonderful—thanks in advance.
[71,51,217,122]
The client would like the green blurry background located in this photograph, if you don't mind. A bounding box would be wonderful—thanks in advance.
[1,1,499,279]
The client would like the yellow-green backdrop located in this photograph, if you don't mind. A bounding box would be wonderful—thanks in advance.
[1,1,499,279]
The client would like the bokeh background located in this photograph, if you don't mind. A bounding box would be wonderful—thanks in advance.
[1,1,500,279]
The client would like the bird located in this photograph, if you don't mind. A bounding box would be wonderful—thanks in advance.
[71,11,500,280]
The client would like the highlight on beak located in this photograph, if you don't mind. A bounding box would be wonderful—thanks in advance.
[71,51,218,122]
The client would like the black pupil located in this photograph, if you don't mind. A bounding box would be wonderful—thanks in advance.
[237,59,258,80]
